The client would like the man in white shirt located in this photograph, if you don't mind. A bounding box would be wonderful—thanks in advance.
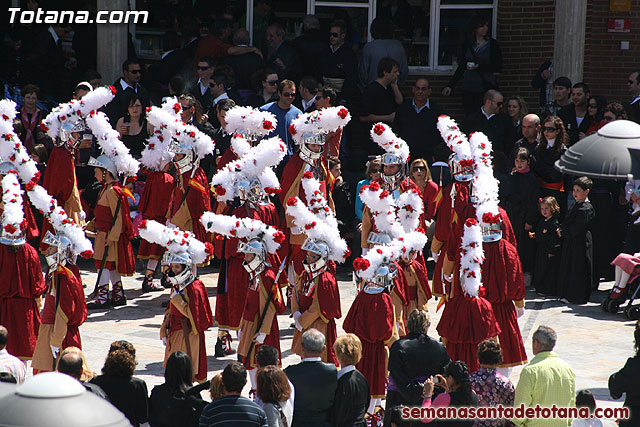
[0,326,27,384]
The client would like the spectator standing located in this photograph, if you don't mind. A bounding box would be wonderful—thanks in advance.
[194,18,261,63]
[259,79,302,160]
[190,57,215,112]
[625,70,640,124]
[57,351,107,399]
[256,366,293,427]
[608,320,640,427]
[531,59,553,110]
[359,57,403,128]
[149,351,206,427]
[115,94,152,159]
[558,82,591,146]
[103,59,151,125]
[392,78,444,162]
[359,17,409,87]
[14,84,48,152]
[222,29,265,99]
[354,157,382,259]
[263,23,302,82]
[470,340,515,427]
[410,159,438,221]
[442,15,503,116]
[284,329,337,427]
[506,95,528,142]
[509,114,540,165]
[333,334,370,427]
[209,71,232,109]
[246,69,279,109]
[604,102,628,123]
[329,157,354,236]
[294,76,319,113]
[513,326,575,427]
[583,95,607,137]
[530,196,561,296]
[385,310,450,427]
[420,361,478,426]
[293,15,326,81]
[147,30,191,85]
[199,362,268,427]
[0,326,26,384]
[463,89,514,155]
[90,343,149,427]
[532,116,568,216]
[321,20,359,104]
[540,76,571,120]
[430,143,452,189]
[255,345,296,420]
[557,177,595,304]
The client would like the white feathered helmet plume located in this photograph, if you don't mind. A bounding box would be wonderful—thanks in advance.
[224,106,277,143]
[459,217,485,298]
[437,115,474,182]
[0,101,93,258]
[138,219,214,289]
[200,212,285,281]
[289,106,351,164]
[141,97,183,171]
[1,170,27,246]
[285,173,350,278]
[370,122,410,190]
[210,136,286,204]
[167,110,215,175]
[469,132,502,242]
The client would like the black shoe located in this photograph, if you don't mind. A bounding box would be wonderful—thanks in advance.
[214,337,235,357]
[87,298,111,309]
[141,276,164,293]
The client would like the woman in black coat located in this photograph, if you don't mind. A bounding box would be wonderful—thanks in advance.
[609,321,640,426]
[333,334,370,427]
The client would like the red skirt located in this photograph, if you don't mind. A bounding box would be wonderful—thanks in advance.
[196,331,207,382]
[492,301,528,367]
[215,256,248,330]
[0,297,41,359]
[611,253,640,276]
[436,295,501,372]
[356,339,388,398]
[94,235,135,275]
[431,252,446,297]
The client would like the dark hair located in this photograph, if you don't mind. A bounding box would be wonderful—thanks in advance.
[553,76,572,89]
[109,340,136,359]
[179,93,196,109]
[216,65,236,89]
[212,18,232,38]
[575,389,596,413]
[433,143,452,163]
[169,75,187,95]
[300,76,319,93]
[165,351,193,393]
[330,19,347,35]
[540,196,560,218]
[22,83,40,97]
[123,93,146,125]
[0,325,8,348]
[604,103,628,120]
[572,82,590,94]
[198,56,215,69]
[468,14,490,42]
[492,151,509,174]
[328,156,340,170]
[444,361,474,405]
[102,349,136,377]
[252,68,277,91]
[588,95,607,121]
[278,79,296,94]
[268,23,285,38]
[538,116,569,153]
[222,362,247,393]
[211,71,229,90]
[377,57,399,78]
[573,176,593,191]
[256,366,291,404]
[318,87,337,106]
[515,147,531,162]
[29,144,48,164]
[217,98,236,113]
[58,352,84,379]
[0,372,16,383]
[370,17,393,40]
[256,345,279,367]
[122,58,141,72]
[232,29,251,45]
[477,339,503,366]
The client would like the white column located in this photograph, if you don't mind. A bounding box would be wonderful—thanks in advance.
[552,0,587,84]
[97,0,128,84]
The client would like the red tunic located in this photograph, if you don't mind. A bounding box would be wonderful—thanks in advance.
[215,203,280,330]
[137,171,175,259]
[343,290,397,398]
[166,279,214,382]
[167,168,212,246]
[0,242,46,359]
[422,180,439,221]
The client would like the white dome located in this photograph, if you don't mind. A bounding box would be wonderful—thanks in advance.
[16,372,85,398]
[597,120,640,139]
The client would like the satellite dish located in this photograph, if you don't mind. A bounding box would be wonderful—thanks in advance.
[555,120,640,180]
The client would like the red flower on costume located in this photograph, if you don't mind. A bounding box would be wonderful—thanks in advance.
[139,220,148,229]
[204,242,215,256]
[465,218,478,227]
[263,120,273,130]
[109,85,117,95]
[273,231,285,244]
[303,171,313,179]
[353,258,370,271]
[373,124,385,135]
[173,103,182,114]
[338,108,349,119]
[80,250,94,259]
[4,224,16,234]
[289,124,297,135]
[287,197,297,206]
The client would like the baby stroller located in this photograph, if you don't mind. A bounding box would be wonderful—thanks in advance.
[601,269,640,320]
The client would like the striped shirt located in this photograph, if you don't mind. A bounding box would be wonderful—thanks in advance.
[199,395,268,427]
[0,349,27,384]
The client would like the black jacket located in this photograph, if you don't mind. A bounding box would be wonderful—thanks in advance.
[531,60,552,108]
[102,79,151,126]
[222,52,265,91]
[625,101,640,125]
[148,383,206,427]
[463,109,514,155]
[447,38,503,92]
[285,360,337,427]
[321,44,359,103]
[264,40,302,82]
[293,29,327,81]
[333,369,370,427]
[89,375,149,427]
[557,103,591,146]
[393,99,444,162]
[609,355,640,427]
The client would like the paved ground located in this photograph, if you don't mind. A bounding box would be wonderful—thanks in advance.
[23,259,637,426]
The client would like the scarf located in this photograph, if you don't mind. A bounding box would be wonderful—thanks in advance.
[20,107,39,151]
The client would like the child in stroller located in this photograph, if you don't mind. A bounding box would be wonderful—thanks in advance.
[602,251,640,319]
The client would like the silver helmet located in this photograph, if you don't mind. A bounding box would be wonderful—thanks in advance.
[42,231,75,269]
[362,261,397,294]
[163,250,196,290]
[238,238,270,283]
[301,238,329,280]
[88,155,118,178]
[168,140,196,175]
[380,152,406,191]
[57,119,87,151]
[480,214,503,243]
[0,213,26,247]
[448,153,474,182]
[237,176,266,208]
[298,133,325,165]
[0,162,14,176]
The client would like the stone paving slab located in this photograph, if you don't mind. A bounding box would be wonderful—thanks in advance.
[23,260,636,426]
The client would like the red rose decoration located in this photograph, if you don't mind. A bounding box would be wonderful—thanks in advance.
[188,131,196,138]
[40,123,49,132]
[263,120,273,130]
[304,222,317,230]
[379,190,390,199]
[337,108,348,119]
[287,197,298,206]
[465,218,478,227]
[173,103,181,114]
[25,180,36,191]
[376,248,383,254]
[19,219,28,230]
[80,250,94,259]
[303,171,313,179]
[204,242,215,256]
[373,123,385,135]
[369,181,380,191]
[109,85,117,95]
[139,219,148,229]
[344,247,352,258]
[481,213,493,224]
[288,124,297,135]
[215,234,225,241]
[353,258,371,271]
[273,231,285,244]
[4,224,16,234]
[478,285,486,297]
[215,186,226,196]
[1,114,8,121]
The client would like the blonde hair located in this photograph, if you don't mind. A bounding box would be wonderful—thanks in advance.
[58,346,97,381]
[333,334,362,366]
[410,158,433,181]
[209,373,225,400]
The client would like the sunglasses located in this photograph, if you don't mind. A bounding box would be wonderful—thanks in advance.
[604,115,616,122]
[316,94,325,99]
[588,104,598,108]
[128,69,142,74]
[329,32,340,37]
[413,166,426,171]
[266,80,278,85]
[628,80,636,84]
[282,92,296,97]
[208,82,219,88]
[197,66,211,71]
[543,126,558,132]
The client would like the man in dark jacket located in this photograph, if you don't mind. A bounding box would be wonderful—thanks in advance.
[222,29,264,93]
[264,23,302,82]
[558,82,591,146]
[384,309,450,427]
[285,329,337,427]
[103,58,150,125]
[293,15,326,81]
[463,89,514,155]
[321,19,358,104]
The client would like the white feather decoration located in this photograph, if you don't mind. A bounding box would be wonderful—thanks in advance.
[369,122,410,163]
[138,219,211,265]
[141,97,182,170]
[289,106,351,146]
[1,172,25,240]
[459,218,485,297]
[437,115,472,162]
[224,106,277,140]
[200,212,284,254]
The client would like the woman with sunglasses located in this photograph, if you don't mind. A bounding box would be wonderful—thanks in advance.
[582,95,607,139]
[533,116,569,216]
[247,69,279,108]
[409,158,438,222]
[353,157,382,259]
